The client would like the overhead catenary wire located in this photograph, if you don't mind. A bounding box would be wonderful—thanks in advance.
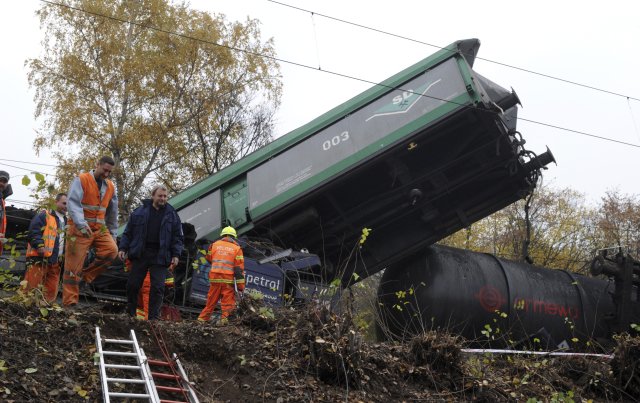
[37,0,640,151]
[267,0,640,103]
[0,158,58,167]
[0,161,54,177]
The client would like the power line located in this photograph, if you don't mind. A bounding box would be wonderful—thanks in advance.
[0,158,58,167]
[0,162,55,176]
[518,118,640,149]
[9,199,40,206]
[37,0,640,151]
[267,0,640,103]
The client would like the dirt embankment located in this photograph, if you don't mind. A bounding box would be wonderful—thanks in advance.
[1,295,639,402]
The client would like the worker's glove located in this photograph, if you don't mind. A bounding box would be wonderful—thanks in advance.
[234,268,245,292]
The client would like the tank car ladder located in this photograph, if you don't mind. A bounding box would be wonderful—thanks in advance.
[95,326,160,402]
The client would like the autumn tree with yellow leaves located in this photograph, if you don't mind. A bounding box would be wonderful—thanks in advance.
[440,185,598,272]
[27,0,282,220]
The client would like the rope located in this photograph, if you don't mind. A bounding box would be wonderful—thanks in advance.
[522,191,534,264]
[148,321,192,402]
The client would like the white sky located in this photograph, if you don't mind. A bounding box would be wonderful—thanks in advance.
[2,0,640,209]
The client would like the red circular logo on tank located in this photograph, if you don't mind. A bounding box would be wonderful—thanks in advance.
[475,285,506,312]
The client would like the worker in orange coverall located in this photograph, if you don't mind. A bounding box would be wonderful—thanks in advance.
[62,156,118,308]
[135,270,175,320]
[198,226,244,323]
[22,193,68,303]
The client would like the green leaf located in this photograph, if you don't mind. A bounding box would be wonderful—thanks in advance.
[21,175,31,186]
[35,172,45,182]
[40,308,49,318]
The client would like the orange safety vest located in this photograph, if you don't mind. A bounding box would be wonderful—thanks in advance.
[70,172,115,230]
[207,237,244,285]
[26,211,58,258]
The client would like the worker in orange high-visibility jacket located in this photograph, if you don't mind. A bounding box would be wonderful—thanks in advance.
[0,170,11,256]
[198,226,245,322]
[135,270,175,320]
[22,193,68,303]
[62,156,119,308]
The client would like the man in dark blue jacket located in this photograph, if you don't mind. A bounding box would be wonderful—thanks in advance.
[118,185,183,320]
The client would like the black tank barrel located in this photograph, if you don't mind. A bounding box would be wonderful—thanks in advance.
[377,245,622,349]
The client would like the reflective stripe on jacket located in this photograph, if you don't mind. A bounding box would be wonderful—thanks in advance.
[69,172,114,230]
[206,237,244,281]
[26,210,59,258]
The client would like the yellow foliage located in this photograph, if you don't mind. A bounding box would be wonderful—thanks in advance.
[28,0,282,219]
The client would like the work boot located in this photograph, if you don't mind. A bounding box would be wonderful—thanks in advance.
[78,280,93,296]
[64,304,81,313]
[216,318,228,326]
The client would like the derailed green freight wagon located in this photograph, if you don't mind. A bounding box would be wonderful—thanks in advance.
[171,38,554,284]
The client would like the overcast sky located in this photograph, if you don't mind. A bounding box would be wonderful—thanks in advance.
[2,0,640,208]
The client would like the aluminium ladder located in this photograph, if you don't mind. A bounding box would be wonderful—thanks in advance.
[95,326,161,402]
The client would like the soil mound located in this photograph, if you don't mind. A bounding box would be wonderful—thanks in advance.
[1,295,638,402]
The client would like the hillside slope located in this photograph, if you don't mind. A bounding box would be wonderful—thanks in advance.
[0,295,638,402]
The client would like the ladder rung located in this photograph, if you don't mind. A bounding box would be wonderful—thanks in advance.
[106,377,146,384]
[148,359,171,366]
[156,385,188,393]
[104,338,134,344]
[160,400,189,403]
[103,350,138,357]
[151,371,181,380]
[104,364,141,370]
[109,392,151,398]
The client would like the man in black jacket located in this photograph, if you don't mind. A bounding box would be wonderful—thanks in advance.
[118,185,183,320]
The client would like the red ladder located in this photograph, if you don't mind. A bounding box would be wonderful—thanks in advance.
[148,354,200,403]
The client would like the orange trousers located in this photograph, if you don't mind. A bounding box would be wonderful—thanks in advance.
[136,273,151,319]
[198,282,236,321]
[62,224,117,306]
[22,260,61,303]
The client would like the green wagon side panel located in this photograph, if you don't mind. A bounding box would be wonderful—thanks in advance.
[167,40,475,213]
